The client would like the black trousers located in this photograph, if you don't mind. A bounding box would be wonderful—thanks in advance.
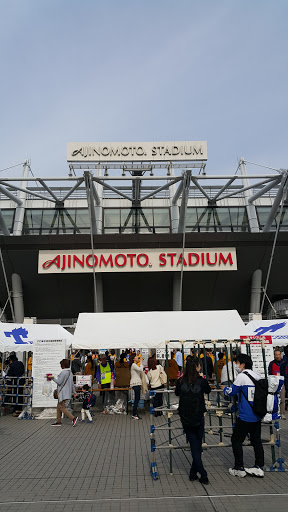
[132,385,141,416]
[231,418,264,469]
[186,418,207,478]
[153,385,163,415]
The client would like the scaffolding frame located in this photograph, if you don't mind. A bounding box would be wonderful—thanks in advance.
[149,339,285,481]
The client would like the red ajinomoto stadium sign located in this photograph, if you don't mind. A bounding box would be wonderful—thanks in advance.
[38,248,237,273]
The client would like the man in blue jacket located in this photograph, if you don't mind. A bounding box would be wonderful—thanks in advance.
[223,354,264,478]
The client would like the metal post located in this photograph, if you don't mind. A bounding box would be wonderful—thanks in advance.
[213,342,223,444]
[262,172,288,232]
[166,343,173,475]
[13,161,29,236]
[11,273,24,323]
[250,269,262,315]
[239,158,259,233]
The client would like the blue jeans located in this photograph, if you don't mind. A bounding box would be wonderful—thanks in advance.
[185,418,207,478]
[132,385,141,416]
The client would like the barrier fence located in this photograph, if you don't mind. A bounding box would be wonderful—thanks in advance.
[149,340,286,480]
[0,376,34,419]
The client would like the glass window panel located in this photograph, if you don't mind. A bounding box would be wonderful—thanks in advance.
[214,208,231,226]
[29,209,43,229]
[78,228,90,234]
[42,210,59,230]
[120,209,133,227]
[197,208,215,229]
[1,210,14,231]
[277,207,288,226]
[186,208,198,226]
[230,207,249,227]
[138,228,153,234]
[155,227,170,233]
[138,209,153,227]
[153,208,170,226]
[104,228,120,234]
[257,207,276,228]
[75,209,90,228]
[104,209,120,228]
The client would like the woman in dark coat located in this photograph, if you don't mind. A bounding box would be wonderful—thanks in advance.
[175,358,211,484]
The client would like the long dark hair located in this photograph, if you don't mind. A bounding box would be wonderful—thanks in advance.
[182,358,200,385]
[129,353,136,369]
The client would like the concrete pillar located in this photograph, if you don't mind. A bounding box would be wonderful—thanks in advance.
[95,274,103,312]
[173,273,181,311]
[12,273,24,322]
[250,269,262,314]
[239,159,260,233]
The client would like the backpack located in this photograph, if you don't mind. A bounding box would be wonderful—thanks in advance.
[242,371,268,418]
[87,393,96,407]
[178,381,203,429]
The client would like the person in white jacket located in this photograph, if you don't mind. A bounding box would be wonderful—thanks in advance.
[129,353,143,420]
[147,357,164,416]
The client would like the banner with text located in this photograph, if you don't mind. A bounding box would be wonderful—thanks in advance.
[38,247,237,274]
[32,339,66,408]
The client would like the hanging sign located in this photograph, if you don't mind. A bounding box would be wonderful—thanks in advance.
[240,336,273,378]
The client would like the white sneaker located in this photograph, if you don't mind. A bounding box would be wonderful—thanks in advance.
[245,466,264,478]
[229,468,246,478]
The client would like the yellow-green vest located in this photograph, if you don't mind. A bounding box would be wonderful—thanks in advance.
[100,363,112,384]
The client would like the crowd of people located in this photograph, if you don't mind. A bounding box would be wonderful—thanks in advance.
[2,344,288,485]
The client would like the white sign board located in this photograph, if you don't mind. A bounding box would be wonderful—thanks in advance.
[38,248,237,274]
[67,141,207,162]
[75,375,92,388]
[32,339,66,408]
[240,336,273,378]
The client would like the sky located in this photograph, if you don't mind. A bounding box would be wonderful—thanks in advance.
[0,0,287,181]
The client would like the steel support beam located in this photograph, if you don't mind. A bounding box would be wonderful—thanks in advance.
[0,180,55,203]
[262,172,288,232]
[140,177,182,202]
[178,171,191,234]
[84,172,97,235]
[239,159,259,233]
[218,176,276,202]
[0,185,22,206]
[190,177,211,201]
[61,178,84,202]
[172,179,184,204]
[13,161,30,236]
[248,176,281,203]
[93,177,132,201]
[38,179,61,203]
[210,177,237,201]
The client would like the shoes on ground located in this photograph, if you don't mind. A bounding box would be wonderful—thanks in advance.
[132,415,141,420]
[229,468,246,478]
[244,466,264,478]
[189,473,198,481]
[51,422,61,427]
[72,417,78,427]
[281,414,286,420]
[87,420,93,423]
[199,476,209,485]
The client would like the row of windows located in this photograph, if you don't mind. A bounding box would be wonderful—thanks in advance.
[1,207,288,234]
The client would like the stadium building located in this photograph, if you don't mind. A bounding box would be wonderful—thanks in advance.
[0,141,287,327]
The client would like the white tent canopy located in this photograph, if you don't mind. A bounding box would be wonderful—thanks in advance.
[0,323,73,352]
[245,319,288,346]
[73,310,246,350]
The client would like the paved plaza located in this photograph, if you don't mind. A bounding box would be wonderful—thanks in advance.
[0,403,287,512]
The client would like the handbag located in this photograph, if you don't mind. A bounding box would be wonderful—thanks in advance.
[159,367,167,386]
[53,371,71,400]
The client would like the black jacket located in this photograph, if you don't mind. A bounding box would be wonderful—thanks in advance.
[175,376,211,430]
[7,360,25,377]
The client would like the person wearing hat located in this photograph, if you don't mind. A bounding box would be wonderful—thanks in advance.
[96,353,115,404]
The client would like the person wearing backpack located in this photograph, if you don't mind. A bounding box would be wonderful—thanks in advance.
[223,353,265,478]
[80,384,95,423]
[175,358,211,485]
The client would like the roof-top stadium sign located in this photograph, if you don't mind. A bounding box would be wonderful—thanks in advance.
[67,141,207,162]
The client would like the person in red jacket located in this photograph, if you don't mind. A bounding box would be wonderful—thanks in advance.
[268,349,286,420]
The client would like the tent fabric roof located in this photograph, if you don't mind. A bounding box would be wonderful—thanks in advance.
[73,310,246,350]
[0,323,73,352]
